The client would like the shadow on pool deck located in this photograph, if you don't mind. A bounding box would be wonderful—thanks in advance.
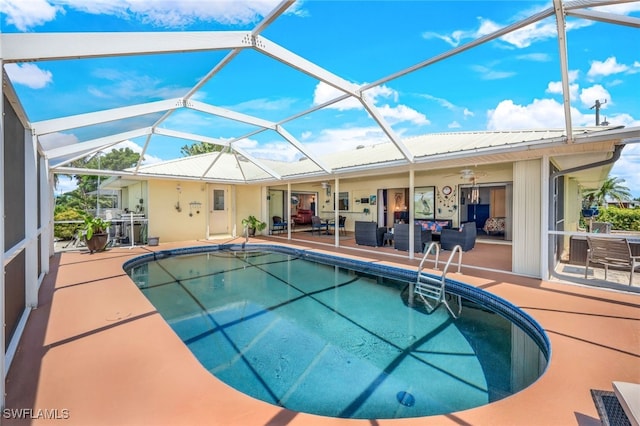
[5,238,640,425]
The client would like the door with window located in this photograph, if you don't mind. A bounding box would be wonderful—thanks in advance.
[209,187,228,235]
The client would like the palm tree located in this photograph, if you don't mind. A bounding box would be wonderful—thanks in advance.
[583,176,632,207]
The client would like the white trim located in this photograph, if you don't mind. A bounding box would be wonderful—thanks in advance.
[1,31,251,63]
[25,129,38,308]
[4,308,31,379]
[541,155,550,280]
[0,57,6,409]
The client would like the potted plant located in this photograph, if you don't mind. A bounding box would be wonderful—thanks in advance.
[241,215,267,237]
[83,214,111,253]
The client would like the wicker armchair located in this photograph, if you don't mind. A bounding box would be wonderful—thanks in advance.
[354,221,385,246]
[440,222,477,251]
[393,224,432,252]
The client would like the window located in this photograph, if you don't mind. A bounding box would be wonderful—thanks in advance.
[338,192,349,211]
[213,189,225,211]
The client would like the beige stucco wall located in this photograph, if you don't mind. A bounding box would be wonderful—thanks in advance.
[235,185,265,237]
[147,180,207,243]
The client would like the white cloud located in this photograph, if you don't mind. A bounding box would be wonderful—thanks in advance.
[301,126,390,157]
[610,143,640,199]
[88,68,190,101]
[1,0,296,30]
[423,14,591,50]
[471,65,516,80]
[375,104,429,126]
[128,0,281,27]
[312,82,361,110]
[422,94,456,111]
[486,98,593,130]
[0,0,60,31]
[587,57,629,79]
[111,140,163,165]
[545,81,579,101]
[422,17,500,47]
[38,132,79,151]
[463,108,474,118]
[4,63,53,89]
[54,175,77,196]
[579,84,610,109]
[312,82,428,126]
[516,53,551,62]
[593,3,640,15]
[448,121,461,129]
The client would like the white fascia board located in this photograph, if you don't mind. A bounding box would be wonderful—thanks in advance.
[185,99,275,130]
[566,9,640,28]
[254,36,360,98]
[46,128,152,160]
[573,126,640,144]
[359,96,414,163]
[32,98,183,135]
[276,125,332,173]
[231,145,282,180]
[1,31,251,63]
[153,127,231,147]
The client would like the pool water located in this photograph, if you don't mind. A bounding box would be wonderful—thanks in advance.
[127,249,547,419]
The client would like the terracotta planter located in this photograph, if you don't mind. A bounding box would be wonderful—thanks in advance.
[86,233,108,254]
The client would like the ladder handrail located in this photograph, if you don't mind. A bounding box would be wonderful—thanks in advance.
[419,241,440,271]
[441,244,463,276]
[414,244,463,319]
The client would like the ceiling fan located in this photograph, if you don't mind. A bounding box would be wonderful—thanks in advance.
[444,168,487,181]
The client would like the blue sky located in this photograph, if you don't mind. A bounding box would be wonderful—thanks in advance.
[2,0,639,197]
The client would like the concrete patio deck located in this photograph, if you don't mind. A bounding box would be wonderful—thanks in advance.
[4,238,639,425]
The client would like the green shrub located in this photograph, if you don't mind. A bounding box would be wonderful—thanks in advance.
[54,209,84,240]
[595,207,640,231]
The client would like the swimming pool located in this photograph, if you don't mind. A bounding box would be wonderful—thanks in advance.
[125,244,549,419]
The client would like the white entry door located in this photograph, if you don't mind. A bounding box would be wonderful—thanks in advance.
[209,187,228,235]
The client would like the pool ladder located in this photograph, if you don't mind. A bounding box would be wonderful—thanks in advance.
[412,242,463,319]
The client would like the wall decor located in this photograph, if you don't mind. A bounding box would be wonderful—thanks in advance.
[437,185,458,217]
[414,186,435,220]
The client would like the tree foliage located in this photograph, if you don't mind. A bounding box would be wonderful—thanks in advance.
[56,148,141,212]
[180,141,223,157]
[582,175,632,207]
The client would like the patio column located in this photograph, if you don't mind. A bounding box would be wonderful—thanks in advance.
[287,182,291,239]
[540,155,550,280]
[334,178,339,247]
[24,130,38,309]
[408,169,415,259]
[40,156,51,275]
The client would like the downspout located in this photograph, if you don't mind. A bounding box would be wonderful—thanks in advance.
[545,144,624,279]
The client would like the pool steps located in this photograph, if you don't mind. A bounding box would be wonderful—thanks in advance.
[412,243,463,319]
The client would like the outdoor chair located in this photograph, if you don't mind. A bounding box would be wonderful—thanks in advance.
[272,216,287,234]
[328,215,347,236]
[310,215,328,236]
[354,221,385,246]
[393,224,431,252]
[440,222,477,251]
[585,236,639,285]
